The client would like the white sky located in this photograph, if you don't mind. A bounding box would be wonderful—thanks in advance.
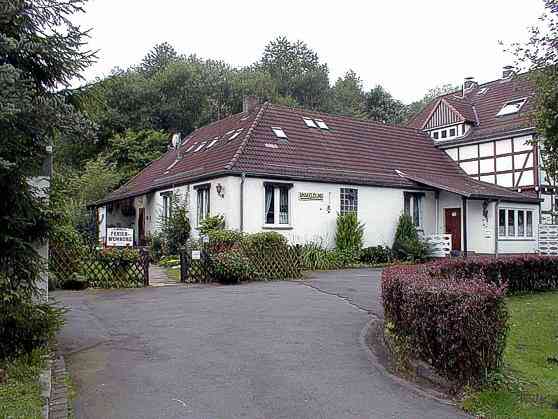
[75,0,545,104]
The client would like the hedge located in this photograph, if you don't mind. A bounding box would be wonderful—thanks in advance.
[426,255,558,295]
[382,264,508,384]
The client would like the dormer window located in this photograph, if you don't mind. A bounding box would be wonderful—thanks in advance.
[496,98,527,117]
[272,127,288,139]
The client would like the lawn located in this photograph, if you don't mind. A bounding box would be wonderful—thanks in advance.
[463,291,558,418]
[164,266,180,281]
[0,348,48,419]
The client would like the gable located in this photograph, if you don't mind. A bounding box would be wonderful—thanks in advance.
[424,100,464,129]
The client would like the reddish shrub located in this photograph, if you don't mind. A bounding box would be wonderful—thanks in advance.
[382,264,508,384]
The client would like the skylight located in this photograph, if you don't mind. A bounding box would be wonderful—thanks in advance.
[228,129,243,142]
[496,98,527,117]
[185,144,196,153]
[194,142,207,152]
[272,127,288,139]
[165,160,179,173]
[477,87,489,95]
[303,117,317,128]
[207,139,218,148]
[315,119,329,130]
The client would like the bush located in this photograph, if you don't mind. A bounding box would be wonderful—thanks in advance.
[158,256,180,267]
[198,214,225,236]
[207,229,244,253]
[335,212,364,257]
[360,246,393,264]
[428,255,558,295]
[300,240,356,270]
[382,264,508,385]
[0,279,64,359]
[243,231,287,251]
[160,193,191,255]
[147,233,164,263]
[211,251,256,284]
[392,214,428,262]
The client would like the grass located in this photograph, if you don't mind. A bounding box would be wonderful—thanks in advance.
[0,347,48,419]
[463,291,558,418]
[164,266,180,282]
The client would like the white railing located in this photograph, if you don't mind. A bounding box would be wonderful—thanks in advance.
[424,234,452,257]
[538,224,558,255]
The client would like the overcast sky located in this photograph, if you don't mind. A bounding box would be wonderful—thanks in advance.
[75,0,545,104]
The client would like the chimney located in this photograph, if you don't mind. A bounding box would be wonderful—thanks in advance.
[502,65,515,79]
[242,95,260,113]
[463,76,477,90]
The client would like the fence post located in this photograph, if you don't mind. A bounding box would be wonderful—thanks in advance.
[141,248,150,287]
[180,247,189,283]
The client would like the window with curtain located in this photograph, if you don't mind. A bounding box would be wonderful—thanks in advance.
[264,183,291,225]
[340,188,358,215]
[161,192,172,220]
[498,208,534,238]
[196,185,210,223]
[403,192,423,228]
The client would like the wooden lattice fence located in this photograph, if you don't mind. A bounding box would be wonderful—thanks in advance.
[49,244,149,288]
[179,243,303,283]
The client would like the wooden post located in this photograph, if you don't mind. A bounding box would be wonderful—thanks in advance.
[180,247,189,283]
[462,196,468,258]
[142,248,150,286]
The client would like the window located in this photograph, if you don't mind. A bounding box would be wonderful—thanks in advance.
[264,182,291,225]
[194,142,207,152]
[228,129,243,142]
[195,185,210,223]
[340,188,358,215]
[161,192,172,219]
[449,128,456,137]
[185,144,196,152]
[272,127,288,139]
[498,208,534,238]
[433,131,439,140]
[315,119,329,130]
[441,130,447,139]
[207,139,218,148]
[496,98,527,117]
[404,192,423,228]
[303,117,317,128]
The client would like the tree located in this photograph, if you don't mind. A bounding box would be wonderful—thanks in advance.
[508,1,558,185]
[258,36,330,109]
[330,70,367,118]
[365,85,407,124]
[140,42,179,76]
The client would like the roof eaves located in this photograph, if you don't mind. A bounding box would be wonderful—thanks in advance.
[226,102,269,171]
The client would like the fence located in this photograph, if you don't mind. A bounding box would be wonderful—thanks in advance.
[179,243,303,283]
[539,224,558,256]
[424,234,452,257]
[49,244,150,288]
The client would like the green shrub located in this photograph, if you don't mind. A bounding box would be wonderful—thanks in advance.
[0,278,64,359]
[335,212,364,260]
[160,193,191,255]
[392,214,428,262]
[208,229,244,252]
[198,214,225,236]
[301,240,354,270]
[147,233,164,263]
[243,231,287,251]
[158,256,180,267]
[211,251,256,284]
[360,246,393,264]
[59,277,88,290]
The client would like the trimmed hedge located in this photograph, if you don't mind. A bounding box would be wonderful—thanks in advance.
[382,264,508,384]
[427,255,558,295]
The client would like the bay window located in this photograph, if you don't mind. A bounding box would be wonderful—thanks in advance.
[498,208,534,238]
[264,182,292,226]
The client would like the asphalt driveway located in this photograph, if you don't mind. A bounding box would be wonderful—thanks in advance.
[54,269,467,419]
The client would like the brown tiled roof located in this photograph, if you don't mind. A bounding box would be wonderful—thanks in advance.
[408,73,536,142]
[99,103,540,205]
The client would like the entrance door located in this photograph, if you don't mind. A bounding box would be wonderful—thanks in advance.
[444,208,462,251]
[138,208,146,246]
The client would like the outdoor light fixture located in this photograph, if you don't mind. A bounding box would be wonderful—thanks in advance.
[216,183,225,198]
[482,200,489,219]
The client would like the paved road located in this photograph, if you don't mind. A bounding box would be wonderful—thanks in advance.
[54,269,467,419]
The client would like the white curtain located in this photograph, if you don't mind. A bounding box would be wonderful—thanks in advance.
[265,187,273,223]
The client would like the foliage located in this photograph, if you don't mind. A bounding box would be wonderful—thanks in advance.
[243,231,287,251]
[428,254,558,295]
[85,247,145,288]
[147,233,164,262]
[365,85,408,124]
[198,214,225,236]
[211,250,256,284]
[330,70,367,118]
[207,229,244,252]
[334,212,364,258]
[359,246,393,264]
[0,347,48,418]
[158,256,180,267]
[382,264,509,385]
[463,291,558,418]
[392,214,428,262]
[160,193,191,255]
[405,83,460,120]
[299,239,358,270]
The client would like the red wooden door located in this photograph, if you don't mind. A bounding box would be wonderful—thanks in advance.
[138,208,146,246]
[444,208,461,251]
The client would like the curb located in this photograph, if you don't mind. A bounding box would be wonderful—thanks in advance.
[39,356,52,419]
[48,355,69,419]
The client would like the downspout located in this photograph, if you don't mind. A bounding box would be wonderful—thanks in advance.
[435,190,440,233]
[462,196,468,258]
[494,199,500,258]
[240,172,246,232]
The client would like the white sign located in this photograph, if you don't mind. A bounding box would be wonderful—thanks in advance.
[106,228,134,247]
[192,250,201,260]
[299,192,324,201]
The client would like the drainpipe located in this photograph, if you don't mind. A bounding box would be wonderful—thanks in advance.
[240,173,246,232]
[494,199,500,258]
[462,196,468,258]
[435,190,440,233]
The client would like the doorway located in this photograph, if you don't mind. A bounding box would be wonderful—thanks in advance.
[444,208,462,251]
[138,208,146,246]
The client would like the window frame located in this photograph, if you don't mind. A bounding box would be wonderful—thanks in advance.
[194,184,211,224]
[340,188,358,216]
[263,182,293,228]
[161,192,172,220]
[403,192,424,230]
[496,98,527,117]
[498,208,535,240]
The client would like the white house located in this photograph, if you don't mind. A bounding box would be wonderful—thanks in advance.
[95,98,541,255]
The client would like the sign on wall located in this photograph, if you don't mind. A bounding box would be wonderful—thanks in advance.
[299,192,324,201]
[106,227,134,247]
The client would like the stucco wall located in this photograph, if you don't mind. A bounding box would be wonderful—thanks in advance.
[498,201,540,253]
